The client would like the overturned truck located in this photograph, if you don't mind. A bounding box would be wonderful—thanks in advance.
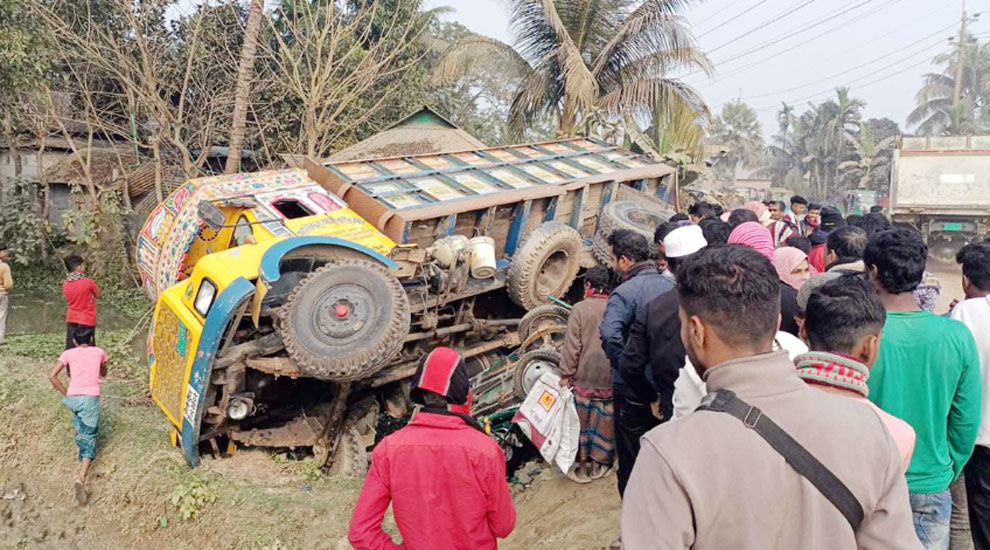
[137,138,676,473]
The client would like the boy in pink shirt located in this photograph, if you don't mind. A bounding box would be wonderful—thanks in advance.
[48,325,108,505]
[795,274,916,471]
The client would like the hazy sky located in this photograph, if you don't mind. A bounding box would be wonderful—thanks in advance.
[426,0,985,139]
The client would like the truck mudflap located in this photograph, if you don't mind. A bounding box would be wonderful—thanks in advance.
[180,276,255,467]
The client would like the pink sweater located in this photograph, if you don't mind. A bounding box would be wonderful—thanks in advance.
[862,399,916,472]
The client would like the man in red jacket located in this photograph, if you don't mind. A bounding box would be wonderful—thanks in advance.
[62,255,100,350]
[348,347,516,550]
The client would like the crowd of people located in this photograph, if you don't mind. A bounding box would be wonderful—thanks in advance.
[348,194,990,550]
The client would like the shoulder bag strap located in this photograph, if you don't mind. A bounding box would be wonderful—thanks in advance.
[696,389,864,532]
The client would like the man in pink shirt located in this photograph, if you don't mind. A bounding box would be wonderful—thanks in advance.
[795,274,916,470]
[48,325,108,505]
[348,347,515,549]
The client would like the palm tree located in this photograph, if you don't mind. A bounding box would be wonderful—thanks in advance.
[823,87,865,192]
[908,36,990,135]
[436,0,711,137]
[710,101,763,186]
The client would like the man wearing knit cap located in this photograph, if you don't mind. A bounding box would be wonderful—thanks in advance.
[349,347,515,550]
[808,206,846,272]
[794,271,843,334]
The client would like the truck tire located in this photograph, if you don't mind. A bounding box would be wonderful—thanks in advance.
[598,200,674,241]
[327,427,368,477]
[513,349,562,400]
[507,222,582,310]
[280,259,410,381]
[591,231,611,266]
[518,304,570,343]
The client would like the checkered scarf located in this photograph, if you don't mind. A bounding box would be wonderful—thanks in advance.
[793,351,870,398]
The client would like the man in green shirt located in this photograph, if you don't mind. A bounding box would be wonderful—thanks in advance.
[866,229,983,550]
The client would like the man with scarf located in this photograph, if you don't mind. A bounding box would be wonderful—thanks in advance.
[795,274,916,470]
[348,347,515,550]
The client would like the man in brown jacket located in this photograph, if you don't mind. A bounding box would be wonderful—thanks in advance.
[560,266,613,482]
[622,244,920,550]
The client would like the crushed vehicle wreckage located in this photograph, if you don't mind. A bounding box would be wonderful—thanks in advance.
[137,138,677,474]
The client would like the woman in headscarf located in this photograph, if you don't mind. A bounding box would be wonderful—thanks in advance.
[728,221,801,335]
[772,247,812,291]
[743,200,773,227]
[727,221,775,261]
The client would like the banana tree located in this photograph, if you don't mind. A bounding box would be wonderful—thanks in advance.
[837,124,897,191]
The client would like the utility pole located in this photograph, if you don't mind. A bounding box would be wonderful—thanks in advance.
[953,0,968,107]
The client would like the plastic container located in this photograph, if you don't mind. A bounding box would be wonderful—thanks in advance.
[430,235,469,267]
[469,236,497,279]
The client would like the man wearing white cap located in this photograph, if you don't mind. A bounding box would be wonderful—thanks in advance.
[620,225,708,423]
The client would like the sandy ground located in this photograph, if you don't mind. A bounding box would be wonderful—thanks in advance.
[504,466,621,550]
[927,257,965,314]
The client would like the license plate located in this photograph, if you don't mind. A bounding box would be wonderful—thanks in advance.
[943,222,963,231]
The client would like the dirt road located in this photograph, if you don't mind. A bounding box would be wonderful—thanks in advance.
[928,257,964,314]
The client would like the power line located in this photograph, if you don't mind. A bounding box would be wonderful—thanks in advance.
[751,54,941,112]
[695,0,770,39]
[711,0,878,66]
[725,20,958,100]
[699,0,908,88]
[746,29,990,112]
[704,0,819,56]
[679,0,876,80]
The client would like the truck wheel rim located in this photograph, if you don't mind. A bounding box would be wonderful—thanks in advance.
[522,359,556,395]
[536,250,569,296]
[313,283,374,343]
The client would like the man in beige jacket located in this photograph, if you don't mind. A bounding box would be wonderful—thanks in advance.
[621,244,920,550]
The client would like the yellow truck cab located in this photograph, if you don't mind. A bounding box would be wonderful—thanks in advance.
[139,169,401,466]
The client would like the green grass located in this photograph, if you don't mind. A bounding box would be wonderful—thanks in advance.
[0,356,365,550]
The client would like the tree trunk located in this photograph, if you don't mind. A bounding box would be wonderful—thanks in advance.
[37,135,49,221]
[224,0,264,175]
[152,135,163,202]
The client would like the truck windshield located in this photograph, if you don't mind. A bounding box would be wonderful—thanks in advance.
[272,199,314,219]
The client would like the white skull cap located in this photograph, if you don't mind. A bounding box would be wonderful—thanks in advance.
[663,224,708,258]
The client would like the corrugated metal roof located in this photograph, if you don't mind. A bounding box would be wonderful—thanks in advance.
[325,106,487,162]
[323,137,673,211]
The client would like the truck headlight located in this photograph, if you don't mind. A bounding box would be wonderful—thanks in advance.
[228,398,253,420]
[194,279,217,316]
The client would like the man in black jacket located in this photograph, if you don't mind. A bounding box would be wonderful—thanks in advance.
[620,225,707,421]
[599,229,674,500]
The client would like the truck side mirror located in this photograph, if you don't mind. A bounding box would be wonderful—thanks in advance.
[197,201,227,230]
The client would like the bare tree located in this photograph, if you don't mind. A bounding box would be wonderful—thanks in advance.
[225,0,264,174]
[33,0,238,200]
[261,0,439,158]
